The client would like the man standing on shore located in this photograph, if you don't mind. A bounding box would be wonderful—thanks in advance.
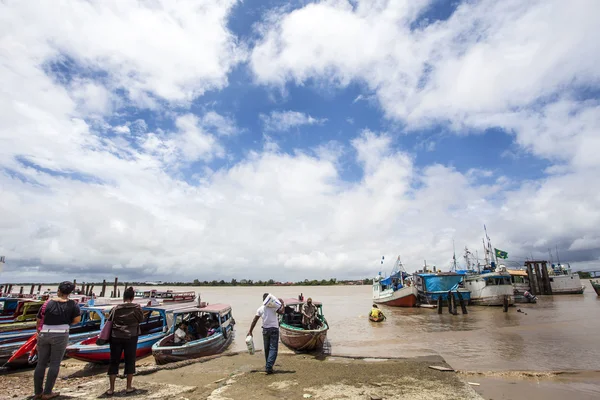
[248,293,285,374]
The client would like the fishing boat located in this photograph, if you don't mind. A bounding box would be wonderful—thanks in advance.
[507,269,536,303]
[64,303,186,363]
[413,272,471,305]
[152,304,234,365]
[368,314,385,322]
[372,256,418,307]
[590,280,600,296]
[462,266,515,306]
[279,298,328,351]
[1,305,109,366]
[547,263,585,294]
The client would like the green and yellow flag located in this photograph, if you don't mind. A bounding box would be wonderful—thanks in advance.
[494,248,508,259]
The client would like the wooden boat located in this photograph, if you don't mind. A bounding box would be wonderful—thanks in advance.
[65,303,187,363]
[414,273,471,305]
[1,305,109,366]
[135,290,196,303]
[368,314,385,322]
[547,264,585,294]
[152,304,234,365]
[373,256,418,307]
[507,269,536,303]
[590,280,600,296]
[462,266,515,306]
[279,299,328,351]
[0,298,43,324]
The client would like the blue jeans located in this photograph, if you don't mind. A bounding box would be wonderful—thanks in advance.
[262,327,279,372]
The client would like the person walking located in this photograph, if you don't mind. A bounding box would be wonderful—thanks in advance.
[34,281,81,400]
[247,293,285,374]
[105,287,144,396]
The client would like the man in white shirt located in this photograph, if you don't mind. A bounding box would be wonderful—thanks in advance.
[247,293,285,374]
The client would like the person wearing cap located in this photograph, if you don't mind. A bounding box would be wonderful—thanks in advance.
[301,298,318,329]
[33,281,81,400]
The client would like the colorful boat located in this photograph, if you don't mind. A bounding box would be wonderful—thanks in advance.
[1,305,110,366]
[152,304,234,365]
[373,256,418,307]
[279,298,328,352]
[590,280,600,296]
[65,303,187,363]
[413,273,471,305]
[368,314,385,322]
[0,298,44,324]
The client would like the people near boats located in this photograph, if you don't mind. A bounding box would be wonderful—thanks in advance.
[370,304,385,321]
[298,293,304,301]
[105,287,144,397]
[248,293,285,374]
[34,281,81,400]
[302,298,319,329]
[174,322,188,344]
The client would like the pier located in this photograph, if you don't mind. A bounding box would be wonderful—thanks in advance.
[525,260,553,295]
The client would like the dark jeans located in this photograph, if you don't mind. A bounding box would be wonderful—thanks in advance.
[34,332,69,395]
[108,336,138,375]
[262,327,279,372]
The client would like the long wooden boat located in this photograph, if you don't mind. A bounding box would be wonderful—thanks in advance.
[64,303,188,363]
[0,298,44,324]
[279,298,328,352]
[591,280,600,296]
[135,290,196,303]
[414,272,471,305]
[0,305,110,366]
[152,304,234,365]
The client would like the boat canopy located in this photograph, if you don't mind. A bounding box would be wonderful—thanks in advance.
[174,304,232,316]
[418,274,464,292]
[507,269,528,277]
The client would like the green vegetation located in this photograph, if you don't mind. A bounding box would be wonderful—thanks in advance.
[576,271,592,279]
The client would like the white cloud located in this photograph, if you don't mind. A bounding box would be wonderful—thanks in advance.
[250,0,600,168]
[261,110,327,132]
[113,125,131,135]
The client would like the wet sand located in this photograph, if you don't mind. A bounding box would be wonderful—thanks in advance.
[2,351,483,400]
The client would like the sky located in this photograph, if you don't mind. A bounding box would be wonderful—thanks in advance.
[1,0,600,283]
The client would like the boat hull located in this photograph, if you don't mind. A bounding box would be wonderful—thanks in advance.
[279,323,328,351]
[152,328,234,365]
[469,295,514,306]
[65,332,165,363]
[373,285,417,307]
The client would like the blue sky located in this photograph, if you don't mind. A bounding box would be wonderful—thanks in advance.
[1,0,599,282]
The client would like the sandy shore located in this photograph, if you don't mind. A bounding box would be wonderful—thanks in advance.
[1,351,483,400]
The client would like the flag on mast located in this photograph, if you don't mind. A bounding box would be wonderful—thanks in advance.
[494,248,508,259]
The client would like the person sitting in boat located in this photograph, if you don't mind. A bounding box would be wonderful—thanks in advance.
[370,304,385,321]
[302,298,319,329]
[174,322,188,345]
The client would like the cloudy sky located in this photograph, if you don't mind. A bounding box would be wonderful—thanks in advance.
[1,0,599,283]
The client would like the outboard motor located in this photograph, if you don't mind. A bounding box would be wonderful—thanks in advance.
[524,291,537,303]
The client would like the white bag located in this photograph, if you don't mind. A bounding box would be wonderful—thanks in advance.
[245,335,255,355]
[263,294,282,309]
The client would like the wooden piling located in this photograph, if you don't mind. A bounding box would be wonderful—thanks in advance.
[19,286,24,295]
[101,280,107,297]
[37,284,42,293]
[8,284,13,293]
[503,295,509,312]
[540,261,552,295]
[437,297,442,314]
[0,285,3,294]
[456,290,468,314]
[447,291,453,314]
[113,278,118,298]
[88,284,94,296]
[30,284,35,294]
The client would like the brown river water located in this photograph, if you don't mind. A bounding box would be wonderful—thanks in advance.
[41,280,600,398]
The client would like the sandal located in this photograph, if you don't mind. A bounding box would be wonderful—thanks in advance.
[41,393,60,400]
[99,390,114,398]
[125,388,137,394]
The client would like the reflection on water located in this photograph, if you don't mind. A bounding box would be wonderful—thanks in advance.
[49,281,600,372]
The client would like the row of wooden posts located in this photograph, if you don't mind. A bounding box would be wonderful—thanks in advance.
[525,260,552,295]
[0,277,126,298]
[437,290,469,315]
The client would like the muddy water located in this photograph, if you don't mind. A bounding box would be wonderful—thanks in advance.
[117,281,600,372]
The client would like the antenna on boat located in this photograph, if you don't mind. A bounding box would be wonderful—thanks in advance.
[555,245,561,266]
[452,240,458,272]
[548,248,554,264]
